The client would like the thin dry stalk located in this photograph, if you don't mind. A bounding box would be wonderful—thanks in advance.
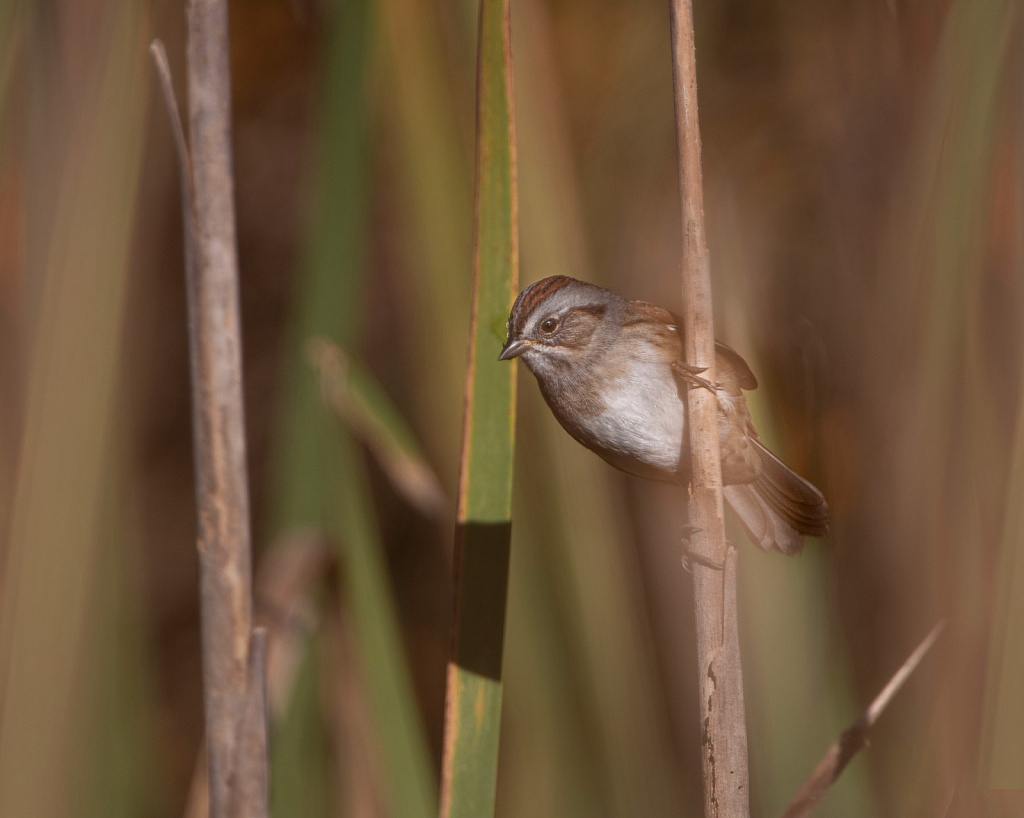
[780,621,945,818]
[238,628,271,817]
[180,532,333,818]
[179,630,271,818]
[667,1,750,815]
[150,30,268,818]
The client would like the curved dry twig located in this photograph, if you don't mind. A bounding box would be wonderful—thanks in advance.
[780,620,946,818]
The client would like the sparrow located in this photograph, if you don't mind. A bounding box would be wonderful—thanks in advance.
[499,275,828,554]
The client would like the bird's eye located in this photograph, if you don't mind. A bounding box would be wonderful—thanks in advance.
[540,316,559,334]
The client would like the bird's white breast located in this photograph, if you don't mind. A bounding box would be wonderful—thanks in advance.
[575,341,685,474]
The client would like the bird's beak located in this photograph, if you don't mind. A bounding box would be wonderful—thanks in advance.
[498,338,531,361]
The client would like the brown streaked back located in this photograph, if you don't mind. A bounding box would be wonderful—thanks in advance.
[626,299,758,391]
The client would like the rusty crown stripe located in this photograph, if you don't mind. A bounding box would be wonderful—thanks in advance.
[508,275,573,338]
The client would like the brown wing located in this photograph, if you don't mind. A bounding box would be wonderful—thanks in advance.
[627,300,758,391]
[714,341,758,391]
[625,300,678,329]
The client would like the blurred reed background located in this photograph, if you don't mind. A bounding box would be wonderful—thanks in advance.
[0,0,1022,816]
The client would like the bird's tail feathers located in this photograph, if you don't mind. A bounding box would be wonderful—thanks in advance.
[723,442,829,555]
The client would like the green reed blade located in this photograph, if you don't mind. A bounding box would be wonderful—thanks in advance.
[438,1,518,815]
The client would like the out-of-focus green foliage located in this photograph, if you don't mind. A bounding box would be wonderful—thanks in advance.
[311,339,447,520]
[888,0,1016,807]
[274,0,374,534]
[972,0,1024,789]
[737,393,877,818]
[0,2,149,817]
[271,635,332,818]
[0,0,18,127]
[325,427,437,818]
[77,457,157,818]
[378,0,473,483]
[980,373,1024,788]
[269,0,436,816]
[503,7,698,812]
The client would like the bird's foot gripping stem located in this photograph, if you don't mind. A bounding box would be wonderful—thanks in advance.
[680,525,725,572]
[672,361,716,394]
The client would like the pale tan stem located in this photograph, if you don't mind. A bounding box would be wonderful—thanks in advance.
[150,23,266,818]
[668,1,751,815]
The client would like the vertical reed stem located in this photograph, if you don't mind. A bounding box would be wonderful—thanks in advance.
[160,2,269,813]
[667,2,751,815]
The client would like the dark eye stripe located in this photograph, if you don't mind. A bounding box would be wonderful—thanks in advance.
[537,304,607,342]
[568,304,607,319]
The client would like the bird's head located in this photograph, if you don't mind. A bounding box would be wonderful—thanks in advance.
[499,276,620,376]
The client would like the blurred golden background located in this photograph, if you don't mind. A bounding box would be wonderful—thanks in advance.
[0,0,1022,816]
